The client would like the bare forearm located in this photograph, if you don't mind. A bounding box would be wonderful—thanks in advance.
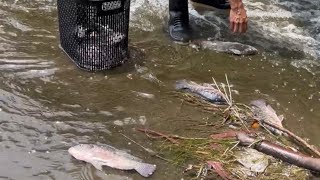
[228,0,244,10]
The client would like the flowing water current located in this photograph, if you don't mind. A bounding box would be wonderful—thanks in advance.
[0,0,319,179]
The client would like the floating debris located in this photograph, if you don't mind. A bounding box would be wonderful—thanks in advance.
[141,73,162,84]
[235,148,269,175]
[132,90,155,99]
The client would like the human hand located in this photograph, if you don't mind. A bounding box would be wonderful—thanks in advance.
[229,5,248,33]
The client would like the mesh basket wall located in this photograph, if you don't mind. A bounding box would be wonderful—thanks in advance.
[57,0,130,71]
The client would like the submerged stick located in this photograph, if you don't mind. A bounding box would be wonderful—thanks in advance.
[120,133,157,155]
[136,128,207,141]
[237,132,320,173]
[210,130,253,140]
[136,128,180,145]
[120,133,172,162]
[262,121,320,158]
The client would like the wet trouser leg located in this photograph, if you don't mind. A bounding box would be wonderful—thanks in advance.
[169,0,189,24]
[168,0,191,43]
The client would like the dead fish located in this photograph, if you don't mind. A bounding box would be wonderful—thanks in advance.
[68,144,156,177]
[175,79,227,104]
[192,40,258,55]
[250,99,284,135]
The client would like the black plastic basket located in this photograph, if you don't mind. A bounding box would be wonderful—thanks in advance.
[57,0,130,71]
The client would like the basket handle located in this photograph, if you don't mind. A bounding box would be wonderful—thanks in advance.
[91,0,126,16]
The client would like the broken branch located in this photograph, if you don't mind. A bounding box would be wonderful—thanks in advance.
[237,132,320,173]
[262,121,320,158]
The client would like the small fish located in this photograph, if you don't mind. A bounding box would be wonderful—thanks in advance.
[192,40,258,55]
[175,79,227,104]
[68,144,156,177]
[250,99,284,135]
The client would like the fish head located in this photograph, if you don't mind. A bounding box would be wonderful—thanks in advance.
[242,47,258,55]
[68,144,95,160]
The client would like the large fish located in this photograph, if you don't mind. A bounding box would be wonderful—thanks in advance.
[68,144,157,178]
[175,79,227,104]
[250,99,284,135]
[191,40,258,55]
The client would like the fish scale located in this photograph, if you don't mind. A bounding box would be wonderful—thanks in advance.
[68,144,156,178]
[175,79,227,104]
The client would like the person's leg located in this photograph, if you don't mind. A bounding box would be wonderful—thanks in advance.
[190,0,230,9]
[168,0,191,43]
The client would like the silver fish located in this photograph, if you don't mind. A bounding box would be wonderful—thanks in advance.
[175,79,227,104]
[192,40,258,55]
[250,99,284,135]
[68,144,156,177]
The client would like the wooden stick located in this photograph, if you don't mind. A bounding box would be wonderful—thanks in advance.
[262,121,320,158]
[237,132,320,173]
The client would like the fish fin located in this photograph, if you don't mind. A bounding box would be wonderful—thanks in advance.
[135,163,156,178]
[90,161,104,171]
[229,48,241,55]
[266,104,276,114]
[278,115,284,122]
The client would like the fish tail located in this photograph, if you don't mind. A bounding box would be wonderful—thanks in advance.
[175,79,190,90]
[135,163,156,177]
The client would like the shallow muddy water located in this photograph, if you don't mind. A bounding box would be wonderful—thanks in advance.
[0,0,319,179]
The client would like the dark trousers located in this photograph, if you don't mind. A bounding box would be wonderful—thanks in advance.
[169,0,189,23]
[169,0,188,12]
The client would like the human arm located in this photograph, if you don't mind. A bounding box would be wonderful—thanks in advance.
[228,0,248,33]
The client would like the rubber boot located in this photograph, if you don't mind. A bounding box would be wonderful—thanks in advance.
[168,0,191,43]
[190,0,230,9]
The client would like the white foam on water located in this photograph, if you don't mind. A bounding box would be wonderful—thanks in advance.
[242,0,320,73]
[247,10,292,19]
